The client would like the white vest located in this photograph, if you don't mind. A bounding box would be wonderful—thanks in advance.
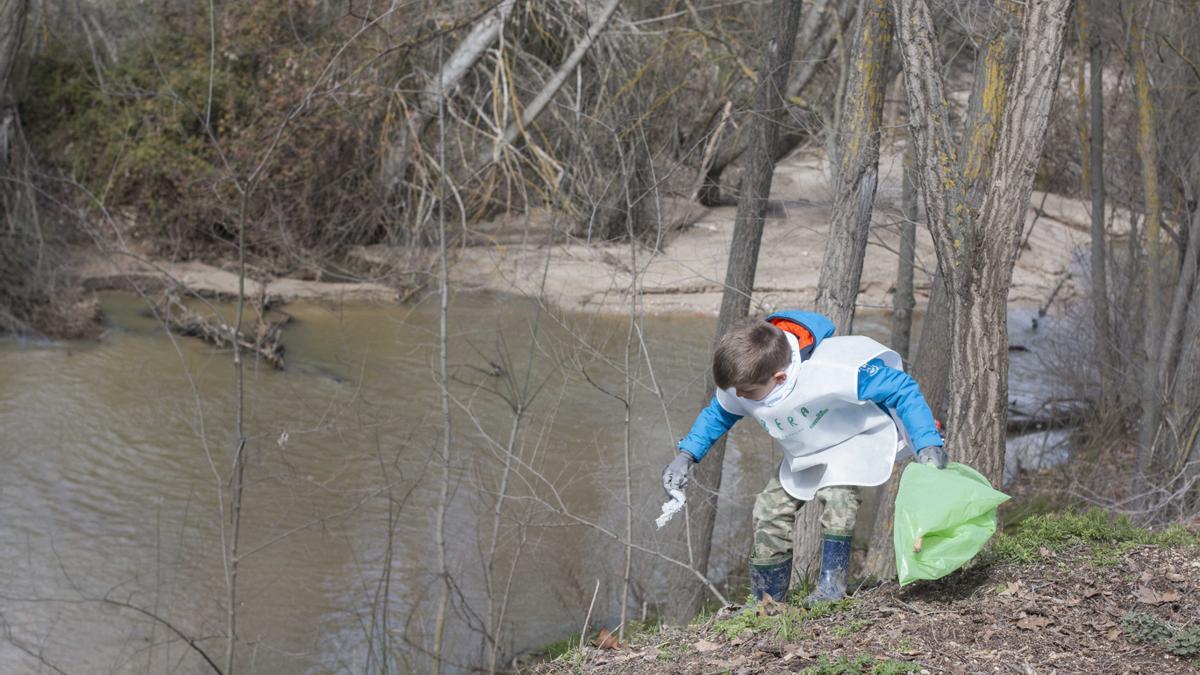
[717,334,912,500]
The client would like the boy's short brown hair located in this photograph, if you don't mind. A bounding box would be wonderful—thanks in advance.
[712,317,790,390]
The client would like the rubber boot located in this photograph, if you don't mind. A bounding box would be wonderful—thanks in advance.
[750,554,791,603]
[803,534,851,607]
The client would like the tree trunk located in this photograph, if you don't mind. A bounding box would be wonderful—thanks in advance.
[683,0,803,619]
[892,0,1072,486]
[786,0,860,101]
[864,3,1021,579]
[890,143,918,362]
[1134,15,1164,471]
[815,0,894,331]
[1162,163,1200,398]
[1088,33,1114,406]
[1172,203,1200,499]
[695,0,856,206]
[801,0,893,582]
[1074,0,1090,189]
[1167,210,1200,403]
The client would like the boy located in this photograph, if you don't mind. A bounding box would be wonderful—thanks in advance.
[662,310,947,606]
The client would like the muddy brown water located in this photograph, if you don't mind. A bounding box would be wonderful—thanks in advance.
[0,292,904,673]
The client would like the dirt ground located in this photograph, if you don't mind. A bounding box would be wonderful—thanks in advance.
[533,545,1200,674]
[77,148,1102,319]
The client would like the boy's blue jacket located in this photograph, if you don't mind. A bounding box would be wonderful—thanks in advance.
[677,310,943,462]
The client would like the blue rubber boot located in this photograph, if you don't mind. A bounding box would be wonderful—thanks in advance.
[750,554,791,603]
[803,533,851,607]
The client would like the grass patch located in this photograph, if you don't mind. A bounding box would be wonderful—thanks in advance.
[830,618,870,637]
[538,620,661,663]
[986,509,1197,564]
[711,609,786,640]
[711,599,857,642]
[539,635,581,662]
[800,654,918,674]
[805,598,857,619]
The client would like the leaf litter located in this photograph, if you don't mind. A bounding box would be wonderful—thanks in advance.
[535,544,1200,674]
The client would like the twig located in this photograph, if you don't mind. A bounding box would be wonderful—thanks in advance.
[580,578,601,651]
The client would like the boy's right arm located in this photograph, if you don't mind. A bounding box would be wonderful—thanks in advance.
[677,395,743,462]
[663,395,742,493]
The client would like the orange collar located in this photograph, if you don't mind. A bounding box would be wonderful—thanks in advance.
[769,317,815,353]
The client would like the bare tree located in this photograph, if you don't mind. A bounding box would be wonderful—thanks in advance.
[432,34,455,675]
[890,142,919,362]
[890,0,1073,485]
[684,0,804,618]
[694,1,857,206]
[1133,12,1163,473]
[815,0,894,332]
[865,1,1026,580]
[1088,25,1113,405]
[801,0,895,581]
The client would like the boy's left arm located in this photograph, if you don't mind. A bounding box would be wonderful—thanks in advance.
[857,359,948,468]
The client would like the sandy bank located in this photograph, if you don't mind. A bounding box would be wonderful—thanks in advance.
[78,150,1100,318]
[451,149,1100,317]
[78,254,400,304]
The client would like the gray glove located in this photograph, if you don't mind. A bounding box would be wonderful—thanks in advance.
[917,445,948,469]
[662,452,694,495]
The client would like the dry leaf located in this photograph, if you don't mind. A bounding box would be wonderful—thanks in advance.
[1106,627,1122,641]
[782,643,811,658]
[710,655,748,669]
[1082,588,1100,598]
[1000,581,1023,596]
[1166,572,1186,582]
[593,628,624,650]
[1134,587,1180,605]
[694,639,721,653]
[757,593,783,617]
[1039,545,1052,557]
[1016,616,1052,630]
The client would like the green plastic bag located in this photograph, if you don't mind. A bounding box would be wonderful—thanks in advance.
[894,462,1010,586]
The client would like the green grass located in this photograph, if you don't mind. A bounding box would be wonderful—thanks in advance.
[711,598,857,641]
[799,654,918,674]
[831,618,870,637]
[986,509,1197,564]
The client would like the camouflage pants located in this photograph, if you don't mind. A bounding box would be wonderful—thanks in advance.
[750,476,861,565]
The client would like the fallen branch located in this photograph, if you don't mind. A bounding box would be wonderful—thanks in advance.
[160,291,288,369]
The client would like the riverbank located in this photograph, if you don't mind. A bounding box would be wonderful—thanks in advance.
[532,512,1200,674]
[74,150,1101,322]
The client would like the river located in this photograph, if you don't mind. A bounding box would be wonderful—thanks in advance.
[0,292,820,673]
[1,291,1063,673]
